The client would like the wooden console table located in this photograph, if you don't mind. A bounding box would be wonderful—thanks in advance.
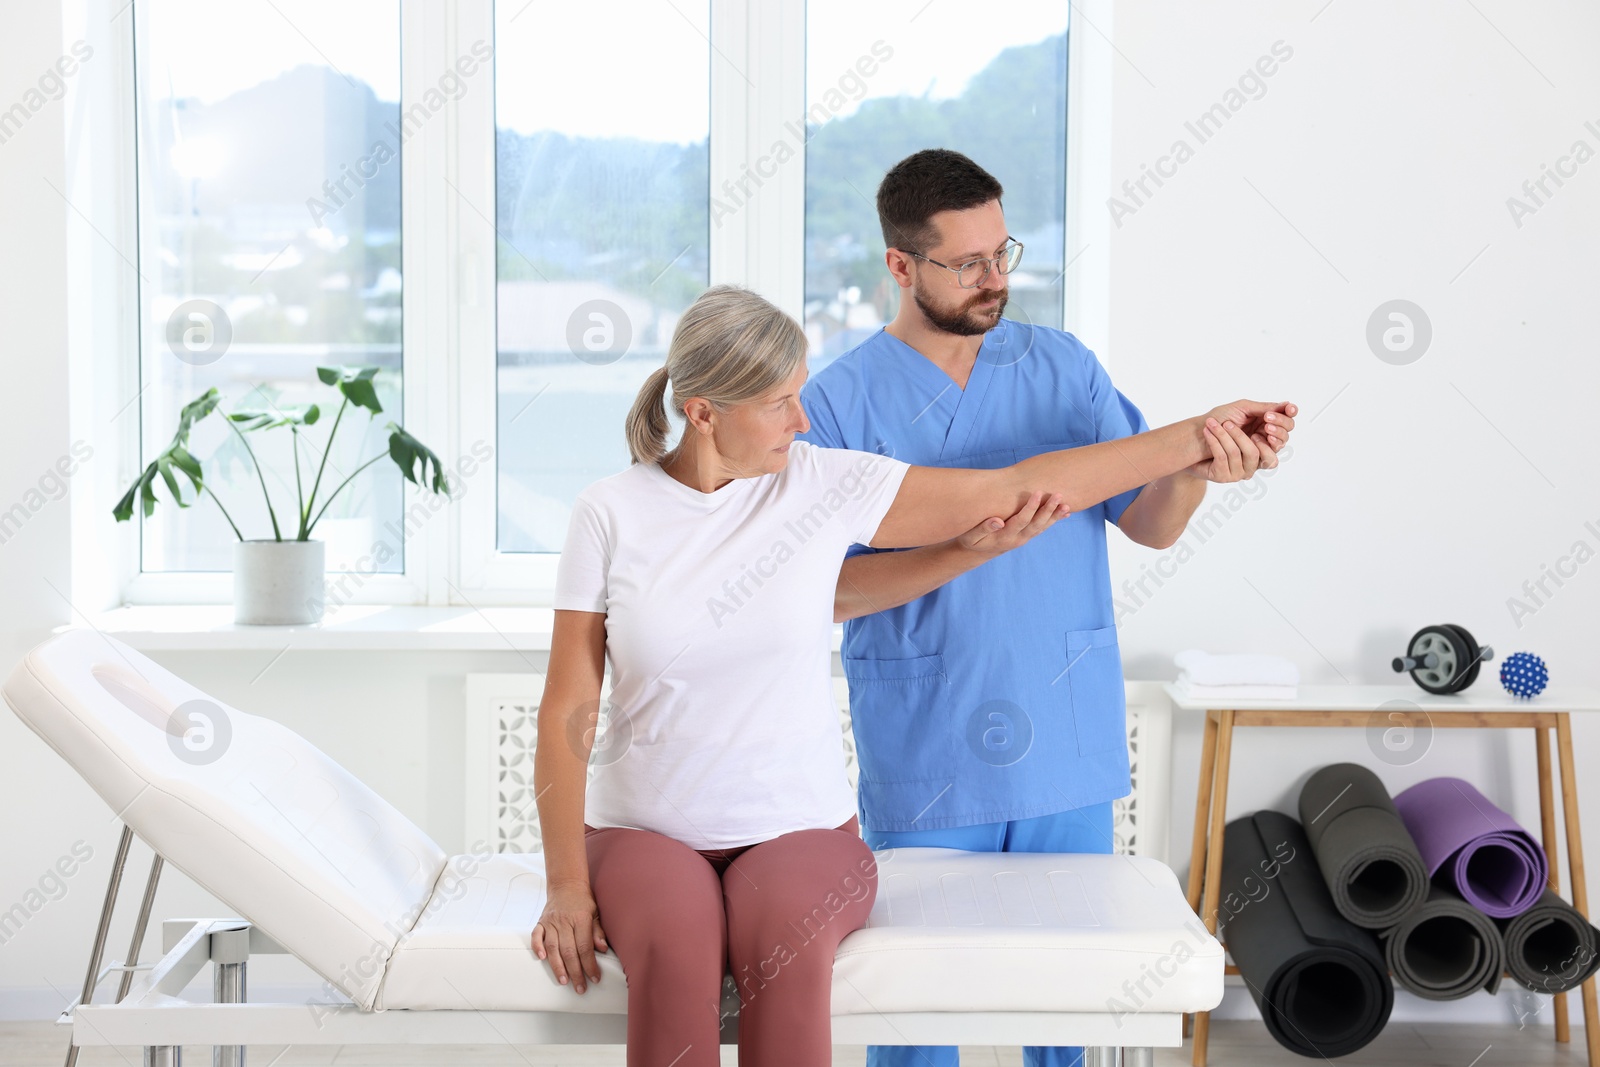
[1166,683,1600,1067]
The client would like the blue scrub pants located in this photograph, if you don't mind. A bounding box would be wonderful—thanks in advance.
[861,801,1116,1067]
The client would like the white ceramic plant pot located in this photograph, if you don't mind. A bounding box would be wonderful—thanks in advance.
[232,539,325,625]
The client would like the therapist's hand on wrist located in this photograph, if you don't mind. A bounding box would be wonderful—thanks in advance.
[1187,400,1297,482]
[1188,417,1269,483]
[1202,400,1296,454]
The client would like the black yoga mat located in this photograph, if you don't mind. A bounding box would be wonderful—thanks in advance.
[1498,888,1600,994]
[1221,810,1393,1059]
[1381,884,1503,1000]
[1297,762,1429,929]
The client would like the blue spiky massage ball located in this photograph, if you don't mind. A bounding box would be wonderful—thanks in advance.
[1500,652,1549,699]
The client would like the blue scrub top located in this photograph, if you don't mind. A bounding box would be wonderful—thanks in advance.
[798,320,1149,833]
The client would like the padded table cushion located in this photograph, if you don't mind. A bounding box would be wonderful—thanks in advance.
[379,848,1224,1016]
[4,630,447,1011]
[6,631,1223,1022]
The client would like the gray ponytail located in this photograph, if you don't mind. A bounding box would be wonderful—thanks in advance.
[624,366,674,465]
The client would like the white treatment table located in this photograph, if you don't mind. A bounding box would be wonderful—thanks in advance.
[3,629,1223,1065]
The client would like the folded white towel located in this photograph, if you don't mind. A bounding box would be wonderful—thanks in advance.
[1173,677,1299,701]
[1173,649,1300,688]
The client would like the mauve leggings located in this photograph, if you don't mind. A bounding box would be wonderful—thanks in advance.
[583,817,878,1067]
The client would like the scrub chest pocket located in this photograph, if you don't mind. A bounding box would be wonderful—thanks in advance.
[1065,625,1126,757]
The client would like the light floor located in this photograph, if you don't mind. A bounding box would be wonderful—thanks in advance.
[0,1020,1588,1066]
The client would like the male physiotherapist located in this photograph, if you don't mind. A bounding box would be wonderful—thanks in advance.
[797,149,1296,1067]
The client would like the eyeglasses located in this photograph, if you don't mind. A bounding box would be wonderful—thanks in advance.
[897,237,1024,289]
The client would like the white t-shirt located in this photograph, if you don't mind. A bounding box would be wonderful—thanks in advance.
[553,440,912,849]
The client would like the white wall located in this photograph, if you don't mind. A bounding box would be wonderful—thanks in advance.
[1104,0,1600,1025]
[1,0,1597,1032]
[0,0,104,1018]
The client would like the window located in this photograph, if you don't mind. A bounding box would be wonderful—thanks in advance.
[103,1,1093,603]
[492,1,710,553]
[803,4,1070,365]
[133,1,404,574]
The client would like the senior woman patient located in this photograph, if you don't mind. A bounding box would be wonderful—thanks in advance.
[532,284,1282,1067]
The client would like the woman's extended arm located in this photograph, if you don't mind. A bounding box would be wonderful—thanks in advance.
[531,608,609,994]
[872,413,1209,549]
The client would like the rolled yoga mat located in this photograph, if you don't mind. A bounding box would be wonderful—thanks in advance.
[1221,810,1393,1058]
[1392,777,1548,918]
[1297,762,1430,929]
[1381,884,1504,1000]
[1498,888,1600,994]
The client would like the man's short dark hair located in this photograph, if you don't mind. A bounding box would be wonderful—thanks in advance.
[876,149,1004,255]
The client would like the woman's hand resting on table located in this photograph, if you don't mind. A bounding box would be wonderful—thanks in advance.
[533,881,609,994]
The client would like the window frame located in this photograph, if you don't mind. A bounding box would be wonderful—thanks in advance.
[86,0,1106,610]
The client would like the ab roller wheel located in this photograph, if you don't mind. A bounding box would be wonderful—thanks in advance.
[1391,623,1494,695]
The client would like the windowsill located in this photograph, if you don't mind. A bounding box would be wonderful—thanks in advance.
[68,605,849,653]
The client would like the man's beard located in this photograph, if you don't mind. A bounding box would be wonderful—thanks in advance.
[912,286,1009,336]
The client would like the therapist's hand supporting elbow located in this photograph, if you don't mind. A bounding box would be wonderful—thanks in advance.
[834,491,1070,622]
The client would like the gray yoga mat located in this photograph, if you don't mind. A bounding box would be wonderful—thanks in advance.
[1381,884,1504,1000]
[1297,763,1430,929]
[1498,888,1600,994]
[1221,810,1393,1058]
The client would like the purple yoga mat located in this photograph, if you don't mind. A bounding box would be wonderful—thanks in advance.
[1392,777,1548,918]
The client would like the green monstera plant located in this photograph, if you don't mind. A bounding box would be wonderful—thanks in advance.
[113,365,450,540]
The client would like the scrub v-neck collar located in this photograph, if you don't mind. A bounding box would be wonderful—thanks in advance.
[875,327,1000,461]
